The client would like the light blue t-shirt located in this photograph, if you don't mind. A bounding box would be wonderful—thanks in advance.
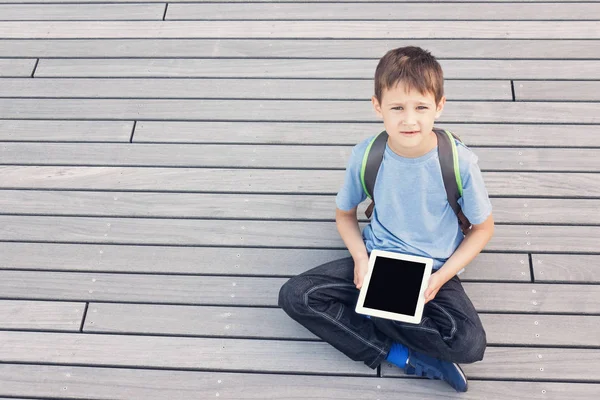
[336,134,492,270]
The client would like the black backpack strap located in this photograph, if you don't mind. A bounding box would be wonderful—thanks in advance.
[434,128,472,234]
[361,131,388,218]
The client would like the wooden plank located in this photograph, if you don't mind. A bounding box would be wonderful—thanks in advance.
[1,99,600,124]
[459,253,531,282]
[515,81,600,101]
[532,254,600,283]
[383,347,600,381]
[0,78,511,101]
[477,148,600,172]
[0,4,165,20]
[0,143,597,172]
[1,365,598,400]
[0,143,578,172]
[0,331,374,375]
[0,243,528,281]
[0,167,341,192]
[14,335,600,387]
[0,191,343,219]
[0,270,289,306]
[0,272,598,313]
[446,124,600,148]
[0,120,133,142]
[84,304,318,338]
[479,314,600,347]
[87,304,600,347]
[0,143,355,169]
[166,3,600,20]
[483,172,600,198]
[0,190,598,226]
[0,243,349,276]
[0,216,595,252]
[0,168,598,198]
[0,242,528,281]
[0,300,84,331]
[491,198,600,225]
[1,21,598,39]
[4,189,595,226]
[516,225,600,252]
[0,59,35,77]
[134,122,600,147]
[34,59,600,79]
[467,282,600,314]
[1,39,598,59]
[472,347,600,381]
[0,217,333,247]
[1,331,600,381]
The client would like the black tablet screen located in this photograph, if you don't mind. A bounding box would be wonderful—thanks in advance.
[363,256,426,316]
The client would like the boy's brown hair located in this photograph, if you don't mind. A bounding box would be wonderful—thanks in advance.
[374,46,444,105]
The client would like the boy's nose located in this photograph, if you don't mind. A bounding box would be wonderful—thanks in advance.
[401,112,417,126]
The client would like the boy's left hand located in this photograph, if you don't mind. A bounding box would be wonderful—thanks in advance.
[424,272,444,304]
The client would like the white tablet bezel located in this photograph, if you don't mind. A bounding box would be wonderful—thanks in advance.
[355,250,434,324]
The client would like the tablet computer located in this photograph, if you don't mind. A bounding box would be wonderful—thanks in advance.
[355,250,434,324]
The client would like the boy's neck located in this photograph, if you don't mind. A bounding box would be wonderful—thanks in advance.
[388,130,438,158]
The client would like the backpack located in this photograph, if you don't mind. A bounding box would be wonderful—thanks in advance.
[360,127,472,235]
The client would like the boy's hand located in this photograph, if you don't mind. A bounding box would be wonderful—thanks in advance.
[354,258,369,289]
[424,272,445,304]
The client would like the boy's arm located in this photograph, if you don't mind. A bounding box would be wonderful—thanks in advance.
[424,213,495,303]
[336,207,370,289]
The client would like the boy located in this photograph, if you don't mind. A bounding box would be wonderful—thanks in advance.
[278,46,494,392]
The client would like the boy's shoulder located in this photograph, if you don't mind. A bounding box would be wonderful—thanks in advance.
[454,139,480,176]
[351,135,377,154]
[345,135,378,168]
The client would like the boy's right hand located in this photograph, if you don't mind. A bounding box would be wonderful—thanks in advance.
[354,258,369,289]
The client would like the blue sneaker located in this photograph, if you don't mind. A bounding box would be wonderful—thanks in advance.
[405,350,468,392]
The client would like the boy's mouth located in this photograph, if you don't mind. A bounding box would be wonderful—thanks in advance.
[401,131,420,136]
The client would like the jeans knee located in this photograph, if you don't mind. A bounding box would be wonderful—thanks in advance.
[278,276,309,317]
[456,324,487,363]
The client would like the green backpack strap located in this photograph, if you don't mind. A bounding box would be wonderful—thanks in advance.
[360,131,388,218]
[434,128,472,234]
[360,128,472,234]
[361,131,388,199]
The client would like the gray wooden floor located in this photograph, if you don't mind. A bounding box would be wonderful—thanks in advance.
[0,1,599,399]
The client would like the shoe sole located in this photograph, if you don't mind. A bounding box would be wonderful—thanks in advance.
[449,363,468,392]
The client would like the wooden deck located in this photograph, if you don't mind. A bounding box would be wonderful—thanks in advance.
[0,1,599,398]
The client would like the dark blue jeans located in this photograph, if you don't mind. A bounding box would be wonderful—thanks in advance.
[278,256,486,369]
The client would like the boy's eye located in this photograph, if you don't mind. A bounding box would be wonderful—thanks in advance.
[417,106,428,110]
[391,106,403,110]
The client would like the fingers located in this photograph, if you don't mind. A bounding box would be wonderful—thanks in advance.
[424,284,434,300]
[355,275,363,289]
[424,293,432,304]
[354,266,366,289]
[424,288,438,303]
[356,269,367,289]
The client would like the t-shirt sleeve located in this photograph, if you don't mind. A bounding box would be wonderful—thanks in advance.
[457,149,493,225]
[335,143,368,211]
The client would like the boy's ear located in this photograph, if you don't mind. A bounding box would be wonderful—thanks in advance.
[434,96,446,119]
[371,96,383,118]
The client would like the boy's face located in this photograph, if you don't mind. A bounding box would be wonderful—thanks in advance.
[372,82,445,157]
